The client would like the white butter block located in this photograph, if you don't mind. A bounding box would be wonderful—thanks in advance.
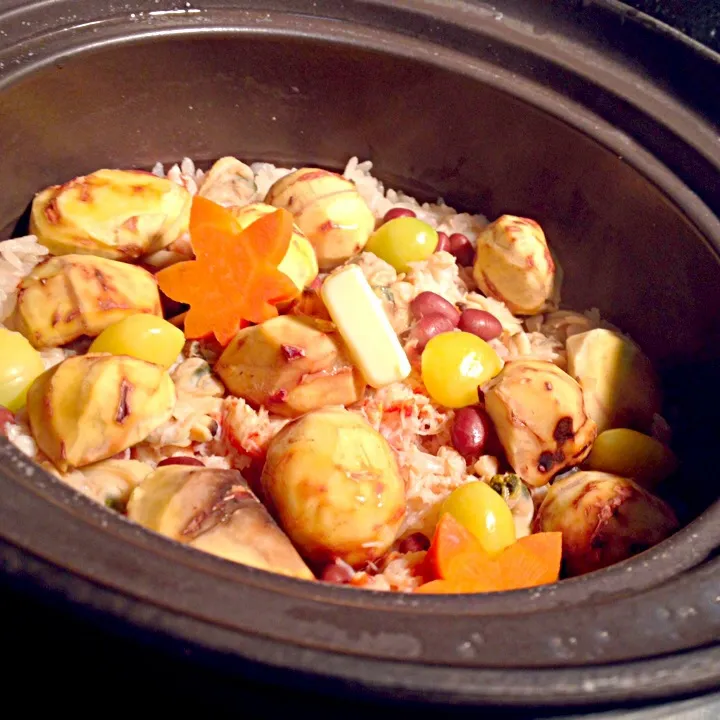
[321,264,411,388]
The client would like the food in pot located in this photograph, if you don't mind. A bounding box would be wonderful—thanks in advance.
[566,328,661,433]
[89,314,185,369]
[321,264,411,388]
[27,354,175,471]
[215,315,365,417]
[43,458,154,511]
[228,203,318,296]
[12,254,162,349]
[473,215,556,315]
[261,408,406,567]
[265,167,375,270]
[30,169,191,260]
[440,480,516,555]
[586,428,678,491]
[197,156,256,207]
[0,155,683,594]
[365,216,439,272]
[533,470,679,576]
[484,360,597,487]
[486,473,535,538]
[421,331,502,408]
[128,465,314,580]
[0,328,45,411]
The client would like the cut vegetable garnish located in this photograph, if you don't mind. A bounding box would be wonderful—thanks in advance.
[423,512,489,580]
[497,533,562,589]
[417,511,562,594]
[321,264,410,388]
[156,196,297,346]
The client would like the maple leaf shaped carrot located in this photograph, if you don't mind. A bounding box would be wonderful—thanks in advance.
[157,196,297,346]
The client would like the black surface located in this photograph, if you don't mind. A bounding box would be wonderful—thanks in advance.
[2,1,719,716]
[624,0,720,52]
[5,578,720,717]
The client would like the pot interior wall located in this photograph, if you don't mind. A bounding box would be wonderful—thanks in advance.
[1,33,718,517]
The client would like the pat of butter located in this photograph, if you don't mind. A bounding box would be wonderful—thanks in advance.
[321,264,410,388]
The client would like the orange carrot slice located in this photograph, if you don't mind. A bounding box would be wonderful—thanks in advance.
[157,197,297,346]
[501,532,562,589]
[414,579,477,594]
[423,512,489,580]
[416,527,563,594]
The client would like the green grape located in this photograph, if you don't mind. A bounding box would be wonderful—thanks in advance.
[421,331,502,408]
[0,328,45,411]
[441,481,516,556]
[90,314,185,369]
[365,217,438,272]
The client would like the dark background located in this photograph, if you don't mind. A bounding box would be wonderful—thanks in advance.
[627,0,719,51]
[3,2,719,717]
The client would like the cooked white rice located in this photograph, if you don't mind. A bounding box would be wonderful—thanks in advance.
[0,235,48,323]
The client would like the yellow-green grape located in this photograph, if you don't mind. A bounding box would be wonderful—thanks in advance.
[421,331,502,408]
[441,481,516,555]
[89,314,185,369]
[0,328,45,411]
[586,428,678,490]
[364,217,438,272]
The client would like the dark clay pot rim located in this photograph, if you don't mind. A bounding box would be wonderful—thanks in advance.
[0,0,719,707]
[3,532,720,709]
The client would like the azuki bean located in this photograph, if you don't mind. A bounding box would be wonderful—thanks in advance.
[383,207,416,223]
[410,291,460,325]
[435,231,450,253]
[451,406,493,459]
[408,314,456,352]
[449,232,474,266]
[458,308,503,341]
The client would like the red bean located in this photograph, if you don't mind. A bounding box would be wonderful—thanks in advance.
[383,207,416,223]
[449,233,474,266]
[410,291,460,326]
[408,314,456,352]
[458,309,503,341]
[398,532,431,554]
[451,406,493,459]
[0,406,15,437]
[435,231,450,253]
[157,456,204,468]
[320,557,355,584]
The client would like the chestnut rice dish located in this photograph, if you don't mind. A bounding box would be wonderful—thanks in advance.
[0,156,680,593]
